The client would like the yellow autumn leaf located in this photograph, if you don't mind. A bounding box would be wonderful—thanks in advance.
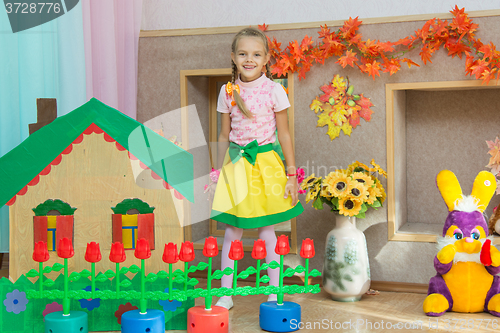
[332,74,346,90]
[331,110,347,126]
[316,113,331,127]
[327,123,341,140]
[341,123,352,136]
[310,98,323,113]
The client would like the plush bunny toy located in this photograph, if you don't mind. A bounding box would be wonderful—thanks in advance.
[424,170,500,316]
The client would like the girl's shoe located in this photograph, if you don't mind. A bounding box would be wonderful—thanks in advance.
[215,297,234,310]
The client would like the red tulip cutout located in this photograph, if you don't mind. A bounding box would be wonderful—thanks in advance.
[33,241,49,262]
[300,238,315,258]
[252,239,266,260]
[109,242,126,263]
[135,238,151,259]
[229,240,244,260]
[163,242,179,264]
[85,242,102,263]
[203,236,218,257]
[179,241,195,262]
[57,237,74,258]
[275,235,290,256]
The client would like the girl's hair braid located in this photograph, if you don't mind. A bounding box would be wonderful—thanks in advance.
[230,27,271,119]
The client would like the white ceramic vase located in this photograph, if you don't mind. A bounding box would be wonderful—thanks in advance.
[322,214,370,301]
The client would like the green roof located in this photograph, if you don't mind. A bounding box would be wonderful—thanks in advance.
[0,98,194,206]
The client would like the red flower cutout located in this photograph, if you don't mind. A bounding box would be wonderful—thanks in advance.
[109,242,126,263]
[57,237,74,258]
[134,238,151,260]
[252,239,267,260]
[162,242,179,264]
[33,241,49,262]
[203,236,218,258]
[275,235,290,256]
[114,302,139,324]
[299,238,315,258]
[85,242,102,263]
[228,240,244,261]
[179,241,195,262]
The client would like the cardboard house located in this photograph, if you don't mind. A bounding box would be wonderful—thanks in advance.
[0,98,193,281]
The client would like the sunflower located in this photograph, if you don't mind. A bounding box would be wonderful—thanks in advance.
[338,197,363,217]
[306,182,321,203]
[301,174,320,190]
[324,171,352,198]
[366,182,382,205]
[320,184,334,198]
[348,181,369,201]
[350,172,374,188]
[347,161,374,174]
[376,180,387,204]
[370,159,387,178]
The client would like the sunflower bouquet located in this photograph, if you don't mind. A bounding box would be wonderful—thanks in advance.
[300,160,387,218]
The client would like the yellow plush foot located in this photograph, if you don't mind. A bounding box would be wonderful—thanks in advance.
[488,294,500,314]
[423,293,449,316]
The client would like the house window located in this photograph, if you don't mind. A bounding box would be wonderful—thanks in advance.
[112,198,155,250]
[33,199,76,251]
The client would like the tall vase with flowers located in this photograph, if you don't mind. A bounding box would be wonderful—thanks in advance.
[300,160,387,301]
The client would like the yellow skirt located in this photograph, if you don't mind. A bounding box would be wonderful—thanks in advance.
[210,143,303,229]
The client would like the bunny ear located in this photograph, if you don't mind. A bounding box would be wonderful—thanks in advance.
[471,171,497,213]
[436,170,463,211]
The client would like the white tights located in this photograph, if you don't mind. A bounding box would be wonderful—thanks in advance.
[219,224,279,302]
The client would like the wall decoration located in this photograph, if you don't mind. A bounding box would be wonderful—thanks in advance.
[261,6,499,83]
[310,75,373,140]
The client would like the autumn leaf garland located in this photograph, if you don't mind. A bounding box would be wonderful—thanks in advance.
[311,75,373,140]
[260,6,499,84]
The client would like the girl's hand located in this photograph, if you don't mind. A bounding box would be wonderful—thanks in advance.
[284,177,298,206]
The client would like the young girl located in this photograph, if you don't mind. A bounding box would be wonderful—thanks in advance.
[210,27,304,310]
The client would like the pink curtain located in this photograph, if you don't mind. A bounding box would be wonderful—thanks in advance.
[82,0,143,119]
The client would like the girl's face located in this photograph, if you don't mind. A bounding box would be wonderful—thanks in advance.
[231,37,270,82]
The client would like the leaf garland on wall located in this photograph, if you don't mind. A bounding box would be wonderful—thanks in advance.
[259,6,499,83]
[310,75,373,140]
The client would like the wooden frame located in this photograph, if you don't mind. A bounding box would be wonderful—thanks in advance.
[386,79,500,243]
[140,10,500,38]
[180,68,298,253]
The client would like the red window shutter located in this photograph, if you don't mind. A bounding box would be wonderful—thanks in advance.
[112,214,123,244]
[137,213,155,250]
[56,215,74,248]
[33,216,48,244]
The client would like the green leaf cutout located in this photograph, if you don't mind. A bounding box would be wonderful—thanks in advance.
[146,273,158,283]
[43,278,55,287]
[261,275,270,283]
[119,267,129,275]
[96,273,109,282]
[129,265,141,274]
[284,268,295,277]
[196,262,209,271]
[187,278,198,286]
[294,266,305,274]
[105,270,116,278]
[52,263,64,272]
[309,269,322,277]
[268,261,280,269]
[80,269,91,278]
[157,270,169,279]
[26,269,39,278]
[212,270,223,280]
[237,271,250,279]
[120,280,132,288]
[43,266,52,273]
[69,272,81,281]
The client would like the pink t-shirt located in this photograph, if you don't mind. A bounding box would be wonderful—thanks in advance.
[217,74,290,146]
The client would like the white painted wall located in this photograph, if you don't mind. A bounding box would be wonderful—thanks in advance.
[141,0,500,31]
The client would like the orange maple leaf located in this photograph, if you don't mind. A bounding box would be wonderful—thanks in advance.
[480,68,498,85]
[419,45,433,64]
[271,63,285,78]
[288,40,303,63]
[298,61,312,80]
[358,107,374,122]
[464,55,476,76]
[364,60,381,79]
[258,23,268,32]
[357,94,374,110]
[382,58,401,75]
[470,59,490,79]
[401,58,420,68]
[340,17,362,40]
[446,40,471,59]
[337,50,358,68]
[300,35,314,51]
[432,19,449,37]
[348,113,361,128]
[310,47,326,64]
[479,42,500,61]
[268,36,282,53]
[318,24,331,39]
